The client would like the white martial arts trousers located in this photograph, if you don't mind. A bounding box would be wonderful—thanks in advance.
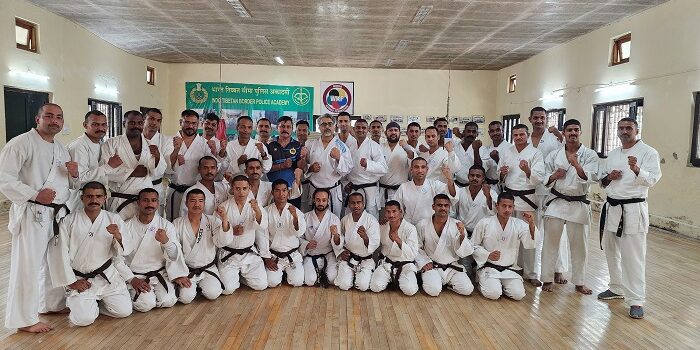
[127,272,177,313]
[603,230,647,307]
[177,266,224,304]
[66,270,132,327]
[542,217,588,286]
[370,261,419,296]
[303,253,339,287]
[218,252,268,294]
[266,251,304,287]
[421,266,474,297]
[335,258,375,291]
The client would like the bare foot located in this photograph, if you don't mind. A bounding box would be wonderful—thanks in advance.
[576,285,592,295]
[554,272,568,284]
[40,307,69,315]
[527,279,542,287]
[542,282,554,292]
[19,322,53,333]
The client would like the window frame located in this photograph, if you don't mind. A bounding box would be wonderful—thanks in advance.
[507,74,517,93]
[502,114,520,143]
[691,92,700,167]
[146,66,156,85]
[15,18,38,53]
[88,98,123,138]
[610,33,631,66]
[546,108,566,130]
[591,98,643,158]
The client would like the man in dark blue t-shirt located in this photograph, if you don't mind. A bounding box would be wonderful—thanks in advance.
[267,116,308,207]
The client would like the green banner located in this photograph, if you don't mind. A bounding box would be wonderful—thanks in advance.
[185,82,313,131]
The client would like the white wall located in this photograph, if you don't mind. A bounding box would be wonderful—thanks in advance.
[0,0,170,147]
[496,0,700,237]
[164,64,496,135]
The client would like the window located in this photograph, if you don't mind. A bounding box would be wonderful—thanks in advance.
[611,33,631,66]
[502,114,520,143]
[691,92,700,167]
[89,99,123,138]
[508,75,517,93]
[591,98,643,157]
[146,66,156,85]
[15,18,38,53]
[546,108,566,130]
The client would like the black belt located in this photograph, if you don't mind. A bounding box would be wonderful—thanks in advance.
[478,261,518,273]
[503,186,538,210]
[454,179,469,188]
[152,178,163,186]
[110,191,139,213]
[220,245,255,263]
[343,182,377,208]
[381,256,412,287]
[308,253,329,287]
[599,197,646,249]
[485,178,499,185]
[27,200,70,243]
[546,188,590,207]
[270,247,299,266]
[131,267,167,302]
[347,252,373,269]
[310,181,341,213]
[73,259,112,284]
[432,262,464,273]
[168,183,191,219]
[301,179,311,185]
[187,259,224,290]
[378,183,401,202]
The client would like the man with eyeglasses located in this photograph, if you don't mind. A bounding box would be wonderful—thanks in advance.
[305,114,353,218]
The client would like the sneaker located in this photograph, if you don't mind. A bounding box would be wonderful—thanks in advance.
[629,305,644,319]
[597,289,624,300]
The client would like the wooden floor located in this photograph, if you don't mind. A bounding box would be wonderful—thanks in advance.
[1,213,699,350]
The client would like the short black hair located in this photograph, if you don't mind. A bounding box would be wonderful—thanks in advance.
[370,120,382,126]
[81,181,107,195]
[563,119,581,129]
[355,118,368,125]
[313,188,331,200]
[272,179,289,190]
[530,106,546,117]
[384,200,402,211]
[497,192,515,203]
[348,192,364,201]
[464,121,478,130]
[433,117,448,126]
[186,188,205,201]
[237,115,253,124]
[469,164,486,175]
[244,157,262,168]
[411,157,427,166]
[181,109,199,118]
[124,110,143,120]
[231,175,250,184]
[407,122,421,130]
[278,116,293,125]
[138,187,159,200]
[512,123,529,133]
[425,126,438,135]
[337,112,351,118]
[296,120,310,128]
[84,110,105,121]
[257,118,271,125]
[488,120,502,128]
[433,193,450,203]
[144,108,162,116]
[204,112,220,122]
[198,155,217,167]
[618,117,639,128]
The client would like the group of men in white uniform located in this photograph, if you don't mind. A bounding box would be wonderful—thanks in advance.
[0,104,660,333]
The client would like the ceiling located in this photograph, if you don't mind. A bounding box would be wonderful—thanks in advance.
[27,0,668,70]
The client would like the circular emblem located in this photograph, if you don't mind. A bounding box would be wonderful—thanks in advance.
[292,88,310,106]
[189,83,208,104]
[323,84,352,113]
[289,148,297,155]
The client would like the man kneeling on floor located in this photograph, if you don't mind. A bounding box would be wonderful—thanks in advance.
[48,181,132,326]
[416,194,474,297]
[471,192,537,301]
[335,192,380,291]
[116,188,188,312]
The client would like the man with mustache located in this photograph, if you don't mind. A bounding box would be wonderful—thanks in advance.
[66,110,123,210]
[143,108,172,215]
[295,120,310,147]
[335,192,380,291]
[102,110,166,220]
[201,113,228,181]
[305,114,353,218]
[48,181,133,326]
[167,110,216,221]
[301,189,343,287]
[0,103,78,333]
[541,119,599,295]
[498,124,546,286]
[528,106,569,285]
[225,116,271,176]
[267,116,307,208]
[256,118,272,144]
[471,192,538,301]
[344,118,388,218]
[179,156,230,217]
[480,121,514,189]
[378,122,414,209]
[336,112,357,150]
[418,126,460,184]
[295,120,312,211]
[172,189,231,303]
[433,117,450,147]
[370,200,419,296]
[117,188,188,312]
[405,122,422,154]
[393,158,457,226]
[453,122,483,188]
[369,120,383,144]
[597,118,661,319]
[415,194,474,297]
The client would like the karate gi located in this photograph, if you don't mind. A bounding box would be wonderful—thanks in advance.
[300,210,343,286]
[225,137,272,175]
[306,136,353,218]
[346,138,388,218]
[166,134,214,221]
[378,143,411,208]
[335,211,380,291]
[260,203,306,287]
[179,181,230,217]
[393,179,457,225]
[145,131,173,214]
[66,133,113,210]
[370,219,419,296]
[418,146,460,184]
